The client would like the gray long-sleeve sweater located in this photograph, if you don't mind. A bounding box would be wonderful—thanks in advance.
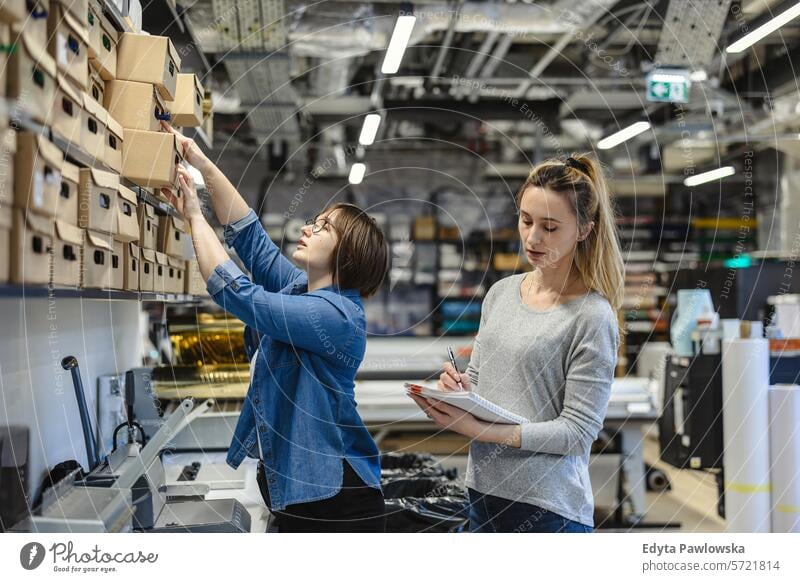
[464,273,620,527]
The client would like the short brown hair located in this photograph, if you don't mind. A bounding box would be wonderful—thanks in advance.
[323,203,388,298]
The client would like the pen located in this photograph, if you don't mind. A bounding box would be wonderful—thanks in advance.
[447,347,465,391]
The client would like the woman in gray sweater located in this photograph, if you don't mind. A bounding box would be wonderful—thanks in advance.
[410,154,624,532]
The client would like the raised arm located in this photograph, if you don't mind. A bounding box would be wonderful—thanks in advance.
[163,122,303,292]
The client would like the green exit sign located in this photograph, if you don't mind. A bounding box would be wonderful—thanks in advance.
[646,69,691,104]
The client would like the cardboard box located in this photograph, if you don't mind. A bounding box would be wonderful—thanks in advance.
[79,167,118,234]
[47,1,89,90]
[8,29,57,124]
[184,259,206,296]
[87,0,116,79]
[57,160,80,225]
[104,79,168,131]
[153,250,168,293]
[165,255,183,293]
[139,247,154,291]
[15,1,49,48]
[82,229,112,288]
[167,74,204,127]
[14,133,63,217]
[46,0,87,21]
[137,201,156,249]
[0,0,26,23]
[52,218,82,286]
[115,183,139,242]
[122,128,181,188]
[158,214,188,258]
[52,74,83,144]
[81,92,107,161]
[116,33,181,100]
[0,204,11,282]
[110,237,123,289]
[10,209,53,284]
[105,114,123,172]
[88,64,104,104]
[122,241,138,291]
[0,125,16,213]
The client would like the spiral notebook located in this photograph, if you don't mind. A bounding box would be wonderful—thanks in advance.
[404,383,529,425]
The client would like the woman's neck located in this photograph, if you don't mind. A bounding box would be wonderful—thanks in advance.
[528,257,585,298]
[307,269,335,292]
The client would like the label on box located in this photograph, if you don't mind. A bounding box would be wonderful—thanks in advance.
[33,173,44,207]
[57,32,68,66]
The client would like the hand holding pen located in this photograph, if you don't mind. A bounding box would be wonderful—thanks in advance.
[439,347,471,392]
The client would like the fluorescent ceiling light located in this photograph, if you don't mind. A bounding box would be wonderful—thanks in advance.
[349,163,366,185]
[597,121,651,150]
[381,15,416,74]
[690,70,708,82]
[359,114,381,145]
[684,166,735,187]
[726,3,800,53]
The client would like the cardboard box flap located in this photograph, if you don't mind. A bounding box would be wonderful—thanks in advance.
[17,30,57,78]
[60,8,90,46]
[167,256,184,268]
[98,14,118,42]
[166,37,181,71]
[89,168,119,190]
[25,211,54,235]
[141,248,156,262]
[127,242,140,259]
[34,135,64,169]
[82,92,107,122]
[155,251,169,266]
[141,203,155,219]
[106,114,123,137]
[55,74,82,104]
[193,75,204,98]
[86,230,113,251]
[117,184,138,205]
[61,160,80,183]
[55,219,83,245]
[170,215,186,232]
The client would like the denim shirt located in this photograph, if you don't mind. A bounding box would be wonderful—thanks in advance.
[205,209,381,510]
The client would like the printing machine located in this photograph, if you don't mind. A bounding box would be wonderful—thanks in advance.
[12,359,251,534]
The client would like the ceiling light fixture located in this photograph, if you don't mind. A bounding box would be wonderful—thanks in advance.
[597,121,651,150]
[381,15,416,74]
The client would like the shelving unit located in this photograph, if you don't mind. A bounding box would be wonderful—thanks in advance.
[0,284,206,303]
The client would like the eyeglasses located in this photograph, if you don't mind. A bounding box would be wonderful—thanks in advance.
[304,217,336,234]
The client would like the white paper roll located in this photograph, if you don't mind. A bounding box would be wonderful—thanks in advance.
[769,384,800,532]
[284,218,305,242]
[721,338,772,532]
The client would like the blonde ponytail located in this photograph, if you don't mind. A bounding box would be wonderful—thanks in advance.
[517,153,625,332]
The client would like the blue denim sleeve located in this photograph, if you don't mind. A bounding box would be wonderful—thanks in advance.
[206,259,356,360]
[223,209,304,293]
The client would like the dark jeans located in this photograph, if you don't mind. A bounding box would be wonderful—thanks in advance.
[468,488,592,533]
[257,459,386,532]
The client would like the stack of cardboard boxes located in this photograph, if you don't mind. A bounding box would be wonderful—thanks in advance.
[1,0,209,296]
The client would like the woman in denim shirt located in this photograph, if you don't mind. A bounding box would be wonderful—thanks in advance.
[160,123,389,532]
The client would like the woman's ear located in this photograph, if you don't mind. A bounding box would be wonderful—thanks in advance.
[578,221,595,242]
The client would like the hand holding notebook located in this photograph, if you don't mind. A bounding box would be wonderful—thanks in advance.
[405,383,529,425]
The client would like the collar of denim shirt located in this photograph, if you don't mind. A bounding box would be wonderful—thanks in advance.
[290,280,361,300]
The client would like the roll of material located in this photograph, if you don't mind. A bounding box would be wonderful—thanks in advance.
[721,338,771,532]
[769,384,800,532]
[284,218,305,242]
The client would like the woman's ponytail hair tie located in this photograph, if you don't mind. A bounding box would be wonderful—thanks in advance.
[564,156,590,176]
